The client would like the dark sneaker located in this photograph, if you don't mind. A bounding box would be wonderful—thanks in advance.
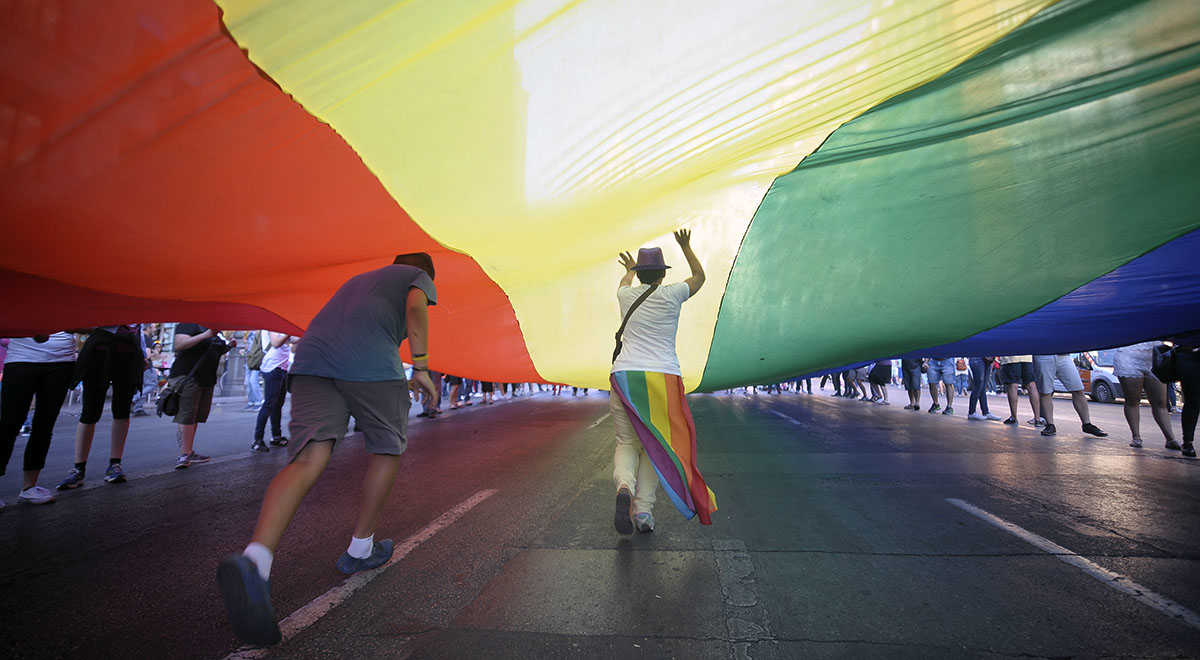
[1081,423,1107,438]
[217,555,282,646]
[188,452,212,464]
[928,403,941,414]
[942,407,954,416]
[56,468,85,490]
[251,440,270,453]
[174,455,190,470]
[1182,443,1196,458]
[614,486,634,535]
[1165,438,1182,451]
[1130,437,1143,448]
[634,512,655,533]
[336,539,395,575]
[104,463,127,484]
[269,437,288,447]
[1041,424,1057,436]
[1003,417,1017,425]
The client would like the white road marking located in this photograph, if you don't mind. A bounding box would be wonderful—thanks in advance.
[946,498,1200,631]
[768,409,802,426]
[587,412,611,429]
[224,489,499,659]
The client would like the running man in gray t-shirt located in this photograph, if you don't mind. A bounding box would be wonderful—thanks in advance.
[218,254,440,646]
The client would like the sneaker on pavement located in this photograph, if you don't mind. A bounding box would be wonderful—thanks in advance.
[251,440,270,453]
[903,404,914,410]
[928,403,941,414]
[1183,443,1196,458]
[967,413,986,421]
[1129,436,1143,448]
[1028,417,1046,427]
[217,554,282,646]
[269,437,288,447]
[188,452,212,464]
[1041,423,1057,436]
[1165,438,1182,451]
[1081,423,1107,438]
[56,468,85,490]
[174,454,191,470]
[634,512,655,533]
[336,539,395,575]
[18,486,56,504]
[1003,417,1017,425]
[942,407,954,416]
[614,486,634,535]
[104,463,127,484]
[985,413,1003,421]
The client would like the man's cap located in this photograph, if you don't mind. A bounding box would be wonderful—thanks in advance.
[632,247,670,271]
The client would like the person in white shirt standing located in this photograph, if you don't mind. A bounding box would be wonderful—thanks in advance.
[1,333,77,505]
[251,331,293,453]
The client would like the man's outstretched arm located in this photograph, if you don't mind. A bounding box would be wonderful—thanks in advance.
[405,287,438,409]
[674,229,705,296]
[617,251,636,288]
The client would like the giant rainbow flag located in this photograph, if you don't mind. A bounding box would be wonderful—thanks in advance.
[1,0,1198,391]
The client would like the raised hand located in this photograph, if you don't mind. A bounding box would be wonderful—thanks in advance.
[673,228,691,248]
[618,251,636,271]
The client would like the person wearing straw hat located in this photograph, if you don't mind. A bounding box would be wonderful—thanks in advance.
[609,229,716,534]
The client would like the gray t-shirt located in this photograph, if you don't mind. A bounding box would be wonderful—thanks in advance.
[291,265,437,382]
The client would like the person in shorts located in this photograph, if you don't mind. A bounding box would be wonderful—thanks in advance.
[1112,342,1179,450]
[1033,354,1107,438]
[900,358,923,410]
[169,325,231,469]
[217,254,439,647]
[924,357,956,415]
[997,355,1042,426]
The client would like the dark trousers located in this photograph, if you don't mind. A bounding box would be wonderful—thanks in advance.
[79,348,140,424]
[1177,350,1200,446]
[254,368,288,441]
[968,358,992,416]
[0,361,74,475]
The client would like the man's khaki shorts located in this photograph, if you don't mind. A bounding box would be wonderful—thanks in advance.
[288,375,410,461]
[169,377,213,425]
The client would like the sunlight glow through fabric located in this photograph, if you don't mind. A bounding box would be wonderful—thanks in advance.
[1,0,1197,390]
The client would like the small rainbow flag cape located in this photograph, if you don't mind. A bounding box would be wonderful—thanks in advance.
[610,371,717,524]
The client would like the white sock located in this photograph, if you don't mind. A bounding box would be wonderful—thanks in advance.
[347,534,374,559]
[243,542,274,581]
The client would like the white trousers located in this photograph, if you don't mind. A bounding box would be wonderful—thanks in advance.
[611,392,658,515]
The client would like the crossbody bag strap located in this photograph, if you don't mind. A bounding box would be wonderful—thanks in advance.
[612,281,660,363]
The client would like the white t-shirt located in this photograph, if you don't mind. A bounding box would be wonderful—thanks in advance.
[260,331,291,373]
[611,281,692,375]
[5,333,77,364]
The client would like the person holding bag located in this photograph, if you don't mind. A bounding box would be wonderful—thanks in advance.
[608,229,715,535]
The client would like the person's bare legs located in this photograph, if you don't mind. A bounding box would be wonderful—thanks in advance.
[1026,381,1042,420]
[1142,377,1178,446]
[110,418,129,460]
[22,469,41,490]
[942,382,954,411]
[74,422,95,464]
[1040,392,1055,426]
[250,441,334,551]
[1119,376,1144,439]
[353,453,404,539]
[929,383,940,409]
[1069,391,1092,425]
[1006,383,1020,419]
[177,423,198,456]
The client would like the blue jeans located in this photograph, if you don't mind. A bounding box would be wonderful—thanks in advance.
[968,358,992,415]
[955,373,969,395]
[245,366,263,407]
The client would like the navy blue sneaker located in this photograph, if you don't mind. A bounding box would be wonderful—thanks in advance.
[56,468,85,490]
[336,539,395,575]
[217,555,281,646]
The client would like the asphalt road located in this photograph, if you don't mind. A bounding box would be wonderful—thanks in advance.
[1,386,1197,659]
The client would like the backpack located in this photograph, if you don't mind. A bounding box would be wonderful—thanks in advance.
[246,332,265,370]
[955,358,967,371]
